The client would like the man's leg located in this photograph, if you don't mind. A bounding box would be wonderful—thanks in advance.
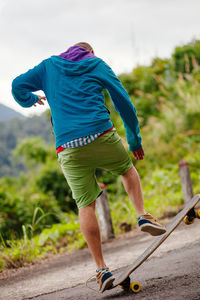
[79,201,106,270]
[57,145,115,292]
[121,166,166,235]
[79,201,115,292]
[121,166,145,215]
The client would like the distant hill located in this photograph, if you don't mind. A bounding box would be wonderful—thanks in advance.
[0,111,54,177]
[0,103,25,121]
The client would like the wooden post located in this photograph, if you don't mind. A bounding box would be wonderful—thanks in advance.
[178,160,193,204]
[96,186,115,242]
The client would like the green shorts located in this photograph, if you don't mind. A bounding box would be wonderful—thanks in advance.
[57,129,133,209]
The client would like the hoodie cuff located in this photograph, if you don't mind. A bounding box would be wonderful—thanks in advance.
[129,143,142,152]
[12,91,39,108]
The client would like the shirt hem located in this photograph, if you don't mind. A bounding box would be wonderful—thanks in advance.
[55,120,113,149]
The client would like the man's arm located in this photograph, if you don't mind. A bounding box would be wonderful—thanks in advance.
[97,60,143,156]
[11,61,45,107]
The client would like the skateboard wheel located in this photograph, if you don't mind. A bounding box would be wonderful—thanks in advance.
[196,209,200,219]
[184,215,194,225]
[130,282,141,293]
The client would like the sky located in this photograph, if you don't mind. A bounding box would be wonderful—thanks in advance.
[0,0,200,117]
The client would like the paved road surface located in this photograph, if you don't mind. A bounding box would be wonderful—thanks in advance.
[32,242,200,300]
[0,220,200,300]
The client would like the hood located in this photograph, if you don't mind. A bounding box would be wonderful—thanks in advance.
[50,46,101,75]
[59,45,95,61]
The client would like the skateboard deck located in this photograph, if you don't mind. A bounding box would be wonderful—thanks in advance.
[110,194,200,292]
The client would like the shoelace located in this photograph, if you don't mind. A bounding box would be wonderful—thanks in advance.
[86,267,110,292]
[96,267,109,280]
[137,213,157,222]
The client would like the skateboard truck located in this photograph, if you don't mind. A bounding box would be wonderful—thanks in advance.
[184,207,200,224]
[119,276,141,293]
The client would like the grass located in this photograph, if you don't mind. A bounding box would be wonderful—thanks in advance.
[0,209,86,271]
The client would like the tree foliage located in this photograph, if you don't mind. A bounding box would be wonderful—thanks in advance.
[172,40,200,73]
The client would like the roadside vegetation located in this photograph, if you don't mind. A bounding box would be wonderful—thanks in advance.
[0,40,200,271]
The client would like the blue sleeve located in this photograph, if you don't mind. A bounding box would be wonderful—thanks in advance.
[11,61,45,108]
[97,60,142,151]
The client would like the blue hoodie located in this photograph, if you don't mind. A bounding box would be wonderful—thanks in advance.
[11,50,142,151]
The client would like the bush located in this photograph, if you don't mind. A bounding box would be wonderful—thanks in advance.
[0,185,62,240]
[36,161,76,213]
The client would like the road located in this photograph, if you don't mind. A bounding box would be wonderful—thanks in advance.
[0,219,200,300]
[32,242,200,300]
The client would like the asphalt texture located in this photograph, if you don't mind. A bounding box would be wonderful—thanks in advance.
[30,241,200,300]
[0,219,200,300]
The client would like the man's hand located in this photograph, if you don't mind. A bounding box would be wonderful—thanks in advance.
[132,147,144,160]
[34,95,46,106]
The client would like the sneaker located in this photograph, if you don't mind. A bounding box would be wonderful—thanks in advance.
[137,213,166,236]
[96,267,115,293]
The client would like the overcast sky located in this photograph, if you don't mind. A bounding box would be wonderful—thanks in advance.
[1,0,200,116]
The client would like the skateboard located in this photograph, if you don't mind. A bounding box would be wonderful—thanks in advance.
[110,194,200,293]
[86,194,200,293]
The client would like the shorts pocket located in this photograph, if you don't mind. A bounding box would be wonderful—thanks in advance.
[100,131,121,145]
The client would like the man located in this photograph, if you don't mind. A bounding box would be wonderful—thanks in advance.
[12,42,166,292]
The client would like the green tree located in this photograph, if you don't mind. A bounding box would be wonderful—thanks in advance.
[13,137,49,168]
[172,40,200,73]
